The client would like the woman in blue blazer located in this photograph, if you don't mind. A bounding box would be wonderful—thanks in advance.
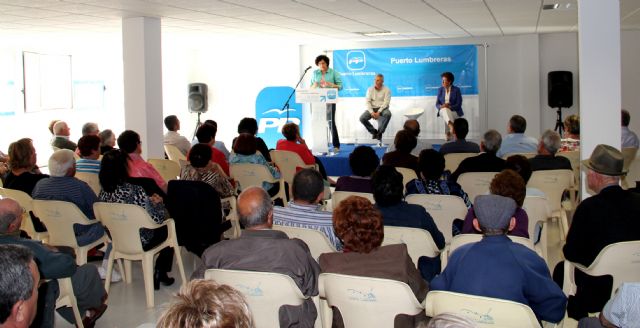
[436,72,463,140]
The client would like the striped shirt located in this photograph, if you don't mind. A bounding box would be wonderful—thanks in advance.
[76,158,101,174]
[273,201,342,250]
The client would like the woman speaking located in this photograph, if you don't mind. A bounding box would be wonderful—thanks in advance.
[311,54,343,152]
[436,72,463,140]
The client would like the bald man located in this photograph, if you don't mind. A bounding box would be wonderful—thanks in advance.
[193,187,320,327]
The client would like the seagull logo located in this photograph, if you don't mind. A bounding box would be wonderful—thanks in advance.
[262,108,295,115]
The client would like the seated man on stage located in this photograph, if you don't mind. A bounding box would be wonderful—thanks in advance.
[360,74,391,141]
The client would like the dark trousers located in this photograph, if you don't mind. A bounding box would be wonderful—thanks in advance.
[552,261,613,320]
[326,104,340,148]
[142,226,174,274]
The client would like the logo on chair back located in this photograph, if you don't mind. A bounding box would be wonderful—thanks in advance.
[256,86,303,149]
[235,283,263,297]
[461,308,494,324]
[45,209,62,218]
[347,288,376,302]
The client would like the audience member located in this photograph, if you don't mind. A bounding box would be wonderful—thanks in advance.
[431,194,566,323]
[461,169,529,238]
[193,187,320,327]
[76,135,101,175]
[497,115,538,158]
[319,196,428,327]
[230,133,281,197]
[621,109,639,149]
[202,120,230,160]
[5,138,49,195]
[51,121,77,151]
[529,130,572,171]
[373,165,445,280]
[117,130,167,193]
[99,149,175,290]
[276,122,329,179]
[335,145,378,193]
[181,143,235,210]
[0,244,39,328]
[505,155,545,197]
[193,123,230,177]
[439,118,480,155]
[577,282,640,328]
[157,279,253,328]
[386,119,431,156]
[235,117,271,162]
[47,119,60,135]
[0,199,107,327]
[163,115,191,156]
[553,144,640,320]
[382,130,418,171]
[406,149,472,208]
[273,168,340,249]
[560,114,580,152]
[81,122,99,136]
[450,129,505,182]
[98,129,116,155]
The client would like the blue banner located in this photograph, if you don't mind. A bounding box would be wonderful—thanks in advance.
[333,45,478,97]
[255,86,302,149]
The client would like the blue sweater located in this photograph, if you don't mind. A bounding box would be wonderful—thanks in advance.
[431,235,567,323]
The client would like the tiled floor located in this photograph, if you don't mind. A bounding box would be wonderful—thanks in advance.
[56,219,577,328]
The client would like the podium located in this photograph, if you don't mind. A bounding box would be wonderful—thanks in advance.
[296,88,339,154]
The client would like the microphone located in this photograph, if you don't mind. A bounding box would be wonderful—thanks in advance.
[305,65,312,72]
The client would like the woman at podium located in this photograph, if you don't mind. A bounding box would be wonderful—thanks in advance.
[311,54,343,152]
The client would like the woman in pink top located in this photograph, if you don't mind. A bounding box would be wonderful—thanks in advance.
[117,130,167,193]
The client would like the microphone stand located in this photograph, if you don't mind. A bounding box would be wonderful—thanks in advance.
[283,66,312,121]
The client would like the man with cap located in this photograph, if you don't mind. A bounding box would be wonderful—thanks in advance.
[430,194,567,323]
[553,144,640,320]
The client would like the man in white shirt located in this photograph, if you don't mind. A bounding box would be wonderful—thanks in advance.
[621,109,639,149]
[359,74,391,141]
[163,115,191,155]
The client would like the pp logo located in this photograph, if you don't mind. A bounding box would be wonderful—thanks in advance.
[326,89,337,100]
[346,50,366,71]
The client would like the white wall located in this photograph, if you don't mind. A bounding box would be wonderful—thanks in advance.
[621,30,640,134]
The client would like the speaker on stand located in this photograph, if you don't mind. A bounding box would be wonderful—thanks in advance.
[188,83,208,139]
[547,71,573,137]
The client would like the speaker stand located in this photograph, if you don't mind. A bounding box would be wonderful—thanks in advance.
[192,112,202,141]
[554,107,564,137]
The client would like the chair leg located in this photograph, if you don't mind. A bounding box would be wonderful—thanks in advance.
[77,247,88,266]
[59,277,84,328]
[124,260,133,284]
[173,243,187,286]
[116,259,126,283]
[142,255,155,308]
[104,253,115,292]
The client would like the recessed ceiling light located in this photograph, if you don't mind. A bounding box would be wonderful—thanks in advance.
[358,31,398,37]
[543,3,560,10]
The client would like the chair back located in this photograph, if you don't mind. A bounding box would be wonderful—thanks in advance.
[270,150,315,186]
[405,194,467,243]
[622,148,639,189]
[424,291,541,328]
[382,226,440,267]
[444,153,476,173]
[230,163,286,204]
[527,170,574,212]
[558,151,580,186]
[625,157,640,190]
[272,225,336,260]
[331,191,375,209]
[164,144,187,162]
[148,158,181,182]
[75,172,100,195]
[395,167,418,193]
[319,273,424,327]
[32,200,95,248]
[205,269,307,328]
[522,196,551,240]
[167,180,227,257]
[457,172,498,204]
[0,188,46,241]
[93,202,154,254]
[576,241,640,298]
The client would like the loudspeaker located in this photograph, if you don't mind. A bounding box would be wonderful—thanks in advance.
[188,83,208,113]
[548,71,573,108]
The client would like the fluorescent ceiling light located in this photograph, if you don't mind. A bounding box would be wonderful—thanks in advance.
[359,31,398,36]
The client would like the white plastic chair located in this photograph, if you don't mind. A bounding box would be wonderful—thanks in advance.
[621,148,638,189]
[318,273,424,328]
[221,196,241,239]
[148,158,181,182]
[562,241,640,299]
[93,202,186,308]
[270,150,316,186]
[164,144,187,162]
[32,200,107,266]
[444,153,476,173]
[0,188,48,242]
[75,172,101,195]
[405,194,468,244]
[522,196,552,261]
[527,169,574,240]
[331,191,375,210]
[56,277,85,328]
[273,224,336,260]
[442,234,538,269]
[381,226,440,268]
[230,163,287,206]
[456,172,498,204]
[424,290,542,328]
[395,167,417,193]
[205,269,312,328]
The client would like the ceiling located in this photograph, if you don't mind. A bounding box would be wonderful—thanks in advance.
[0,0,638,42]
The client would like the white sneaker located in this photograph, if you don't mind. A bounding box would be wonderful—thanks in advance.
[98,266,122,283]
